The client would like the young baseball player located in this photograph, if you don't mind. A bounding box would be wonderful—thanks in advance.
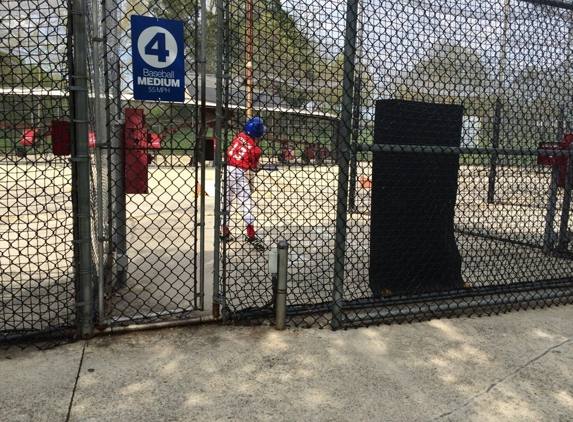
[220,116,267,250]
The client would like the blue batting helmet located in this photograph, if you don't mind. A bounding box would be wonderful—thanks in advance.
[244,117,267,138]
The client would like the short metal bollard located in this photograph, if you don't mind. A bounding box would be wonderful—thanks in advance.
[275,241,289,330]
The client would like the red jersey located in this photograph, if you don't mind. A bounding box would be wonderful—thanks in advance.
[226,132,262,170]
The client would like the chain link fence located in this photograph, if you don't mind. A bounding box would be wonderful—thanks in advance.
[218,0,573,328]
[0,1,76,347]
[3,0,573,347]
[85,0,206,330]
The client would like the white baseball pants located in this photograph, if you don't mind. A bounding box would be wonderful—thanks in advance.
[221,165,255,227]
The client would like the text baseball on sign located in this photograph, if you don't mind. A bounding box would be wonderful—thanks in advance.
[131,15,185,102]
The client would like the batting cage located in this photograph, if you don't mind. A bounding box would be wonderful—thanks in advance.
[3,0,573,348]
[215,0,573,329]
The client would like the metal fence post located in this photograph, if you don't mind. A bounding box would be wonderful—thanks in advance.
[558,149,573,252]
[276,241,288,330]
[488,0,510,204]
[72,0,93,339]
[544,165,561,253]
[332,0,359,330]
[212,0,227,320]
[105,0,127,289]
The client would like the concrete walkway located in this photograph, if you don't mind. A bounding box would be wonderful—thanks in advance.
[2,305,573,422]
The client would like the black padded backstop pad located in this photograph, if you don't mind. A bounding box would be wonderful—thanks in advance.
[369,99,465,297]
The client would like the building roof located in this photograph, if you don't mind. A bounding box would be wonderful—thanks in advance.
[185,74,292,109]
[0,84,338,120]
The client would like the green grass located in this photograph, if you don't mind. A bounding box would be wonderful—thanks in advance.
[159,128,196,155]
[0,137,15,153]
[1,128,21,153]
[459,154,539,167]
[2,126,541,170]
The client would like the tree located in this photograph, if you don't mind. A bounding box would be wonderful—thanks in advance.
[144,0,332,105]
[510,65,567,104]
[120,0,151,31]
[0,52,53,88]
[0,53,25,87]
[145,0,218,73]
[398,41,493,105]
[509,64,572,145]
[138,0,374,112]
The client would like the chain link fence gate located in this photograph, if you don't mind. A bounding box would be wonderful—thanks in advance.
[87,0,210,331]
[1,0,210,347]
[216,0,573,328]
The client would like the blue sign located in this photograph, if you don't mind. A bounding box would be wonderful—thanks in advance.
[131,15,185,102]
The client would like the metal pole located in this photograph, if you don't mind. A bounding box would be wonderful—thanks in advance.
[246,0,253,119]
[557,105,565,144]
[197,0,208,311]
[521,0,573,10]
[558,150,573,252]
[544,165,560,253]
[331,0,359,330]
[488,98,502,203]
[348,77,361,212]
[276,241,288,330]
[95,315,217,335]
[487,0,511,204]
[105,0,127,288]
[91,0,106,324]
[356,143,573,156]
[557,13,573,252]
[345,290,573,323]
[348,0,363,213]
[212,0,228,319]
[99,1,114,297]
[72,0,93,339]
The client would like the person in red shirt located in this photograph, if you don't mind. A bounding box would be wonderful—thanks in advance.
[221,116,267,250]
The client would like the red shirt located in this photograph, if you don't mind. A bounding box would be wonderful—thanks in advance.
[226,132,261,170]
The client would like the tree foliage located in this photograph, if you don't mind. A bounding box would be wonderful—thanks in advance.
[0,52,53,88]
[145,0,217,73]
[141,0,372,110]
[398,41,493,104]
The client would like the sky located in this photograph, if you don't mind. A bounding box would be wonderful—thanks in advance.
[0,0,67,65]
[282,0,573,85]
[3,0,573,101]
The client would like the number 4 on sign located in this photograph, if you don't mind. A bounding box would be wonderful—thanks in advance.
[145,32,169,62]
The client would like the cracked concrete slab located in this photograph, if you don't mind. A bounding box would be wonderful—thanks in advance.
[0,341,85,422]
[436,339,573,422]
[2,305,573,422]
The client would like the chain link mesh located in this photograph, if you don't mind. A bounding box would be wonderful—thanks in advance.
[4,0,573,347]
[86,0,203,328]
[1,1,75,348]
[220,0,573,328]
